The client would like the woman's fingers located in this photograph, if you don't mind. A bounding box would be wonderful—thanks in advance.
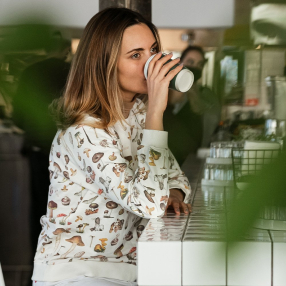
[147,52,164,78]
[150,53,173,79]
[163,63,183,83]
[172,201,181,215]
[156,57,181,81]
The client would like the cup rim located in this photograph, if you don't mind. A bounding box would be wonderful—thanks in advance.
[144,54,157,79]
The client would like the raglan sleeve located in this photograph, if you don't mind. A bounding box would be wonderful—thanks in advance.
[65,125,171,218]
[167,149,192,204]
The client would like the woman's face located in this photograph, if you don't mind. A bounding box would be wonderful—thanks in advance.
[117,23,158,100]
[183,50,205,70]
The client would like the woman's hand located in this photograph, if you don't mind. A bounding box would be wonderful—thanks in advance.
[145,53,183,131]
[165,188,192,215]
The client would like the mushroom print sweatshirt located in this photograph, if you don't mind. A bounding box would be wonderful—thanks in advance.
[32,98,191,282]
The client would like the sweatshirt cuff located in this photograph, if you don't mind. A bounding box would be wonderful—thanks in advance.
[142,129,168,148]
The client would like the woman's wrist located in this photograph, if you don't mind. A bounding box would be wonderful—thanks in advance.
[145,111,164,131]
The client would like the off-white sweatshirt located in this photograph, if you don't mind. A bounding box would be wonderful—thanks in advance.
[32,98,191,282]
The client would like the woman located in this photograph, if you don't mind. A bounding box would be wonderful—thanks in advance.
[32,8,191,286]
[164,46,221,165]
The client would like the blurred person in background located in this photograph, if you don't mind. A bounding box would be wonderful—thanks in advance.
[12,29,71,252]
[164,46,221,165]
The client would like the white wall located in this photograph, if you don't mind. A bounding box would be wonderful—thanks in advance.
[0,0,99,27]
[1,0,234,29]
[152,0,234,29]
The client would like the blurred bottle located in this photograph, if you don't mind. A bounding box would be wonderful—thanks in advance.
[211,121,232,142]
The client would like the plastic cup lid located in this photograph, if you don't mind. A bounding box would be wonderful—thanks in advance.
[144,54,157,79]
[175,69,194,92]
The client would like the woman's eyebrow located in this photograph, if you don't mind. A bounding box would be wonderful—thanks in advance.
[126,41,157,55]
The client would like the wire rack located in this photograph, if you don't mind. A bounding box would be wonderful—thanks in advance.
[231,148,280,189]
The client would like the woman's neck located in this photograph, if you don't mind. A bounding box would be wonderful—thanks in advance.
[122,94,137,119]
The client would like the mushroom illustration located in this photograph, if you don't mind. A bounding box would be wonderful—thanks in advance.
[117,182,128,200]
[148,148,161,166]
[143,188,155,203]
[118,209,124,215]
[136,225,145,238]
[90,171,96,182]
[100,238,108,247]
[61,196,71,206]
[57,213,67,225]
[108,187,119,200]
[83,148,91,158]
[48,201,57,219]
[160,203,166,211]
[42,241,52,246]
[89,203,99,211]
[90,235,95,247]
[74,251,85,259]
[111,234,120,246]
[75,215,83,222]
[82,159,86,172]
[127,247,137,260]
[92,152,104,164]
[139,154,146,163]
[168,154,175,169]
[154,174,168,190]
[61,185,68,192]
[70,168,77,176]
[99,176,111,193]
[91,255,108,262]
[63,171,70,180]
[99,139,108,147]
[105,201,118,218]
[124,174,133,183]
[83,196,98,204]
[146,206,155,215]
[108,152,117,161]
[56,152,61,158]
[74,132,84,148]
[160,155,167,170]
[53,228,69,254]
[160,195,168,204]
[94,238,108,253]
[77,223,89,233]
[76,224,83,233]
[104,210,109,218]
[124,231,133,241]
[61,236,85,259]
[53,162,62,179]
[124,156,133,165]
[114,244,124,258]
[69,132,73,146]
[74,187,85,200]
[85,203,99,215]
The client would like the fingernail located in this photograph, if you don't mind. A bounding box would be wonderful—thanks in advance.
[179,63,183,66]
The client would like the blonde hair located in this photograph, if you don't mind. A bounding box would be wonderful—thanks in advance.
[51,8,161,130]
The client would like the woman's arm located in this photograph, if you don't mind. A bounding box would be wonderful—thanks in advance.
[166,150,192,214]
[61,125,170,219]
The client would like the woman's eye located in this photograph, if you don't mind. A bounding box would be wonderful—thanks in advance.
[151,47,158,53]
[132,53,140,59]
